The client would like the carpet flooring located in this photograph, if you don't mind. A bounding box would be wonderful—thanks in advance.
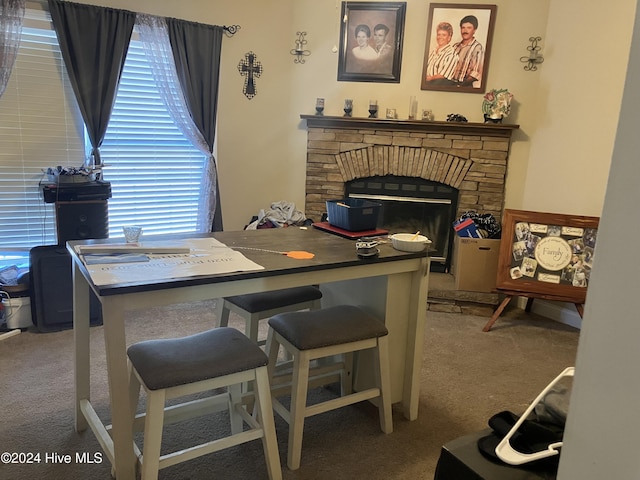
[0,300,579,479]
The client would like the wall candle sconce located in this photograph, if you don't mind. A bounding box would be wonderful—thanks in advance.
[291,31,311,64]
[520,36,544,71]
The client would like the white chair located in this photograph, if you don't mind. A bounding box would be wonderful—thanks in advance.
[215,286,322,348]
[127,327,282,480]
[265,305,393,470]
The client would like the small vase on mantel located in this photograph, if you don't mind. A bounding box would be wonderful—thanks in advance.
[482,88,513,123]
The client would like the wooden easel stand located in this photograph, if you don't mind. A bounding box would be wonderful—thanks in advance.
[483,289,584,332]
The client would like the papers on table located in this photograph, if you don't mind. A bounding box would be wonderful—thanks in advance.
[77,245,191,255]
[77,238,265,286]
[83,254,150,265]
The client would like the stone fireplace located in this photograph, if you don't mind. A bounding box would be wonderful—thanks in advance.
[301,115,519,268]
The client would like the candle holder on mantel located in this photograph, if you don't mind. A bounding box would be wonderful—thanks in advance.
[368,100,378,118]
[315,98,324,115]
[408,96,418,120]
[343,99,353,117]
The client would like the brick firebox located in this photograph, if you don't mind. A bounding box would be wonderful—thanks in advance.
[301,115,519,223]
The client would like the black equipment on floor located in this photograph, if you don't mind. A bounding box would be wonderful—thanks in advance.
[29,246,102,332]
[30,181,111,332]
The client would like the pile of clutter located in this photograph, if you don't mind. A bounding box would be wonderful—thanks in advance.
[0,264,31,332]
[44,165,97,182]
[453,211,501,239]
[245,201,311,230]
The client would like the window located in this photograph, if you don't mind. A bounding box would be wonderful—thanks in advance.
[100,37,206,237]
[0,14,83,249]
[0,10,206,251]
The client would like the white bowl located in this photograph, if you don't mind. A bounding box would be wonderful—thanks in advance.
[390,233,431,252]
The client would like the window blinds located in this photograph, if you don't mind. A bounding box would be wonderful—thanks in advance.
[100,39,205,237]
[0,24,82,248]
[0,11,206,250]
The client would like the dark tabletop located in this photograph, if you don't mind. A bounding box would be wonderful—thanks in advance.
[68,227,428,296]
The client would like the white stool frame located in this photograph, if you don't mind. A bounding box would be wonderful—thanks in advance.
[265,328,392,470]
[128,361,282,480]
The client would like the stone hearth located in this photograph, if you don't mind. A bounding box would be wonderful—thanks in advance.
[428,272,500,316]
[301,115,519,224]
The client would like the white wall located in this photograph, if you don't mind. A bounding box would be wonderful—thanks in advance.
[524,0,634,217]
[557,2,640,477]
[526,0,636,323]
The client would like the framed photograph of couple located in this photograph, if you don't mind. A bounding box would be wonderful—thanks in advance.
[421,3,497,93]
[337,2,406,83]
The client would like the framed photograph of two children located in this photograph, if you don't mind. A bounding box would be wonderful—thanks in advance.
[421,3,497,93]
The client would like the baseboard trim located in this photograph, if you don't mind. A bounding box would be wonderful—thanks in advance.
[526,299,582,329]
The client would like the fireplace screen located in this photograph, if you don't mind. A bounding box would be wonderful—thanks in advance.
[346,176,458,269]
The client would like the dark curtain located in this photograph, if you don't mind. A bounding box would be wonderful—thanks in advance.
[166,18,224,231]
[48,0,135,168]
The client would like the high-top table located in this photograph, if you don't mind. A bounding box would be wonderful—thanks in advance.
[68,227,430,480]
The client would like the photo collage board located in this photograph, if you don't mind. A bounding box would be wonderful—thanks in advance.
[509,221,597,288]
[496,210,600,302]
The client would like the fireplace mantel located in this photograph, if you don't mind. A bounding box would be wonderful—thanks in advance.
[301,114,519,138]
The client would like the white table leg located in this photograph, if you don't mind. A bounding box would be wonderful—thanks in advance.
[73,261,90,432]
[101,296,137,480]
[402,257,429,420]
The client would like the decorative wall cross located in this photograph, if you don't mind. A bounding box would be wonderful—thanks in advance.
[237,51,262,99]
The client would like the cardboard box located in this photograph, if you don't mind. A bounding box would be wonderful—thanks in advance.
[452,236,501,293]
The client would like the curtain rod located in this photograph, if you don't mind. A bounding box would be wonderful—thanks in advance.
[223,25,240,37]
[26,0,240,37]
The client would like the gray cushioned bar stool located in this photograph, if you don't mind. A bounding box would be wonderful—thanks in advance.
[265,305,393,470]
[215,286,323,348]
[127,327,282,480]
